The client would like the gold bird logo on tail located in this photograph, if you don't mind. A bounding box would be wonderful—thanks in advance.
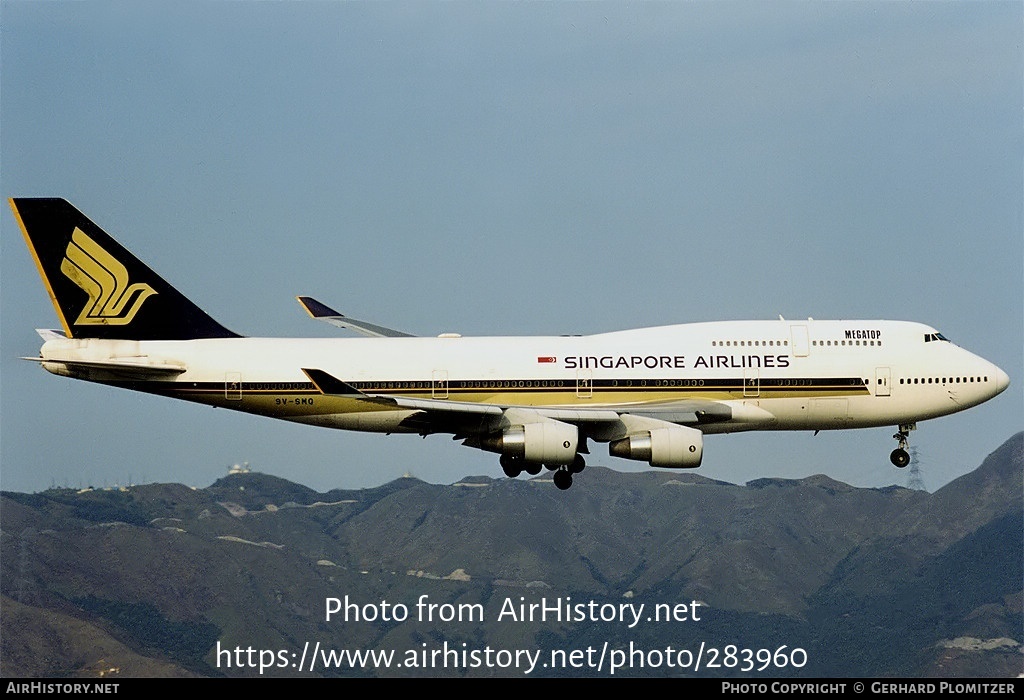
[60,227,157,325]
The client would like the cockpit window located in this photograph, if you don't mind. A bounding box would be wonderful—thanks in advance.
[924,333,951,343]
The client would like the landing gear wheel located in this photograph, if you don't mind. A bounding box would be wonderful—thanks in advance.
[890,423,915,469]
[500,454,523,478]
[553,468,573,490]
[570,454,586,474]
[525,461,542,476]
[890,448,911,468]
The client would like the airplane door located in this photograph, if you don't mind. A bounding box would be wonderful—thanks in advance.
[576,369,593,399]
[743,368,760,397]
[790,325,809,357]
[745,368,761,397]
[225,372,242,400]
[432,370,449,399]
[875,367,891,397]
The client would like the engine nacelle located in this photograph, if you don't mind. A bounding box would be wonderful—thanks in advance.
[609,425,703,468]
[480,420,578,465]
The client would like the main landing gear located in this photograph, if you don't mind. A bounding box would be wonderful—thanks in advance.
[501,454,586,490]
[890,423,916,468]
[552,455,587,491]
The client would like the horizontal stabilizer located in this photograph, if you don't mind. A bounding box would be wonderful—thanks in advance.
[24,356,187,379]
[36,328,67,342]
[297,296,415,337]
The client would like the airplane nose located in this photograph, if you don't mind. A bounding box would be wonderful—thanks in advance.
[993,365,1010,395]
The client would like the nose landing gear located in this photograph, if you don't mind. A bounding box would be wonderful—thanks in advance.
[890,423,916,468]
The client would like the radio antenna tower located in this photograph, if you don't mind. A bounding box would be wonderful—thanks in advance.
[16,527,38,605]
[907,446,926,491]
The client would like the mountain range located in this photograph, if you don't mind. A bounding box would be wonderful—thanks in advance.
[1,433,1020,677]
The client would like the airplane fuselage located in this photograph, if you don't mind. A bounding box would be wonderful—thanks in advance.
[38,319,1007,436]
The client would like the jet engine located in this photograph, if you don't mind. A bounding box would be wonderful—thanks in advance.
[479,420,579,465]
[609,425,703,468]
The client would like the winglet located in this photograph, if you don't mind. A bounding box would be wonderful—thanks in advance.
[302,367,365,396]
[297,295,341,319]
[296,296,415,337]
[301,368,396,407]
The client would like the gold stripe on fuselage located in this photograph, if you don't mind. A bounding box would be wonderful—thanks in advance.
[110,379,870,418]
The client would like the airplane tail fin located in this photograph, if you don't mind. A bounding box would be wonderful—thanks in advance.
[10,198,239,340]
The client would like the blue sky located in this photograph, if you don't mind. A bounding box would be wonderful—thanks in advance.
[2,2,1021,494]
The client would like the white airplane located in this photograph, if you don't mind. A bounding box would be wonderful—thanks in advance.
[10,198,1010,490]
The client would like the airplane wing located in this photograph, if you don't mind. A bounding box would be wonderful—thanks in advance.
[303,368,620,419]
[300,368,736,438]
[297,296,416,337]
[303,367,512,419]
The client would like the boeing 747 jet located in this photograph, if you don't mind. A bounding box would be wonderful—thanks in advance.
[10,198,1010,489]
